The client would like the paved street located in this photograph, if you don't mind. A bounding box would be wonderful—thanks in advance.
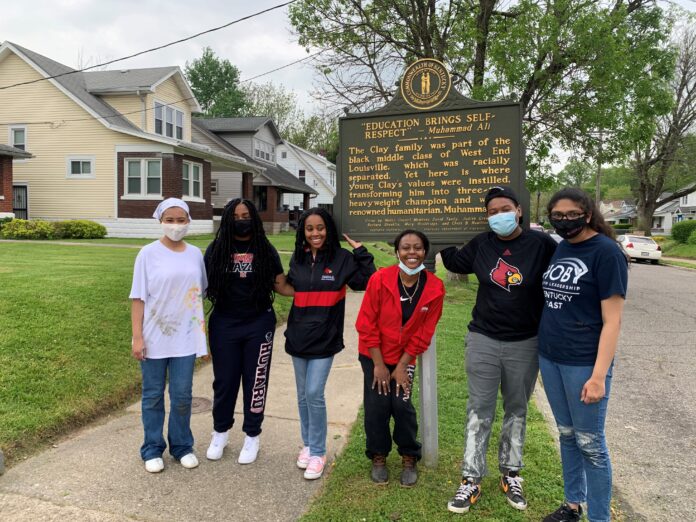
[607,262,696,520]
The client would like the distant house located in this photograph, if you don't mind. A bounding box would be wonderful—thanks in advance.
[0,41,259,237]
[652,185,696,235]
[192,117,317,233]
[277,141,336,215]
[602,199,636,227]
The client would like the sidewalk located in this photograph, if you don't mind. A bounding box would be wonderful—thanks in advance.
[0,293,366,522]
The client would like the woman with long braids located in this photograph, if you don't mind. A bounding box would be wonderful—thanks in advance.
[539,188,628,522]
[285,207,376,480]
[204,198,293,465]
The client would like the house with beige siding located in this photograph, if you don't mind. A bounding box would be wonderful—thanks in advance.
[0,41,260,237]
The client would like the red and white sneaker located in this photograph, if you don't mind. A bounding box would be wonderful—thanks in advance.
[296,446,311,469]
[303,455,327,480]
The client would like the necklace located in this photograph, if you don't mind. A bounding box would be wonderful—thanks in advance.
[399,272,420,304]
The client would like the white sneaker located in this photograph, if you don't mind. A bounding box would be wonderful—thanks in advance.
[179,453,199,469]
[144,457,164,473]
[238,435,260,464]
[206,430,229,460]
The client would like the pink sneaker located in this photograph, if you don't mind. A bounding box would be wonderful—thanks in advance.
[303,455,327,480]
[296,446,311,469]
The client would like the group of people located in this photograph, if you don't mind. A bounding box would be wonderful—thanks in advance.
[130,184,627,522]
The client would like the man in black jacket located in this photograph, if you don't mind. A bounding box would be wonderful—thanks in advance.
[441,186,557,514]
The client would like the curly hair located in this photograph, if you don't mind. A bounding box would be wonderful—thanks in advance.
[293,207,341,264]
[547,188,615,239]
[206,198,277,310]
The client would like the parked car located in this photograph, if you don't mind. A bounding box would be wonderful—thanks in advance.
[529,222,545,232]
[617,235,662,264]
[548,232,563,243]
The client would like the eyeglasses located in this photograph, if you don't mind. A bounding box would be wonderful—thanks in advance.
[550,211,585,220]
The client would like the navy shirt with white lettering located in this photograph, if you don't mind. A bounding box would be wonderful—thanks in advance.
[538,233,628,365]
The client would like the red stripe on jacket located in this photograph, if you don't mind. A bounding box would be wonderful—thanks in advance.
[294,287,347,308]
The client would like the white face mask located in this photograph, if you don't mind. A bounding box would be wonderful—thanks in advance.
[161,223,189,242]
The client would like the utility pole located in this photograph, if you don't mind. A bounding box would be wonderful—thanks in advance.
[595,129,603,204]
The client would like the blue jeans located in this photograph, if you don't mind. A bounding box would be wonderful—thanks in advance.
[140,355,196,461]
[539,355,613,522]
[292,355,334,456]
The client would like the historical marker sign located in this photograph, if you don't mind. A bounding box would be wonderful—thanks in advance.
[336,58,529,244]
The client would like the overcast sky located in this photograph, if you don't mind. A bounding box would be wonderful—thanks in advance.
[1,0,694,117]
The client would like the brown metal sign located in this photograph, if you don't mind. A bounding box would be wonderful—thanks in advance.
[336,59,527,245]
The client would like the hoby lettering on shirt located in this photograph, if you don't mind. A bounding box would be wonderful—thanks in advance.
[542,257,587,309]
[232,253,254,278]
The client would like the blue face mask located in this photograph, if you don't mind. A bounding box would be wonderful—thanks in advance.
[488,211,519,237]
[399,260,426,276]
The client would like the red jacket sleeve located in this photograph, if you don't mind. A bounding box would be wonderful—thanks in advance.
[404,280,445,358]
[355,269,382,352]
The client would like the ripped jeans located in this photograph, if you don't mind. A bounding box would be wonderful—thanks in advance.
[539,355,613,522]
[461,332,539,481]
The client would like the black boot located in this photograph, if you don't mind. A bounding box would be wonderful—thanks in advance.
[400,455,418,487]
[370,454,388,484]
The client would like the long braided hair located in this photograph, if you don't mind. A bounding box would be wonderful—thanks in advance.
[206,198,277,310]
[293,207,341,264]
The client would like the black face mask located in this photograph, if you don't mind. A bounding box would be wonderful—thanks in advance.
[550,217,587,239]
[233,219,252,237]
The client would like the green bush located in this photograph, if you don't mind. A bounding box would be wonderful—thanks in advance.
[53,220,107,239]
[0,219,54,239]
[688,230,696,245]
[671,220,696,243]
[0,216,13,232]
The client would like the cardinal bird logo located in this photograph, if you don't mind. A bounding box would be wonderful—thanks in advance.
[489,258,523,292]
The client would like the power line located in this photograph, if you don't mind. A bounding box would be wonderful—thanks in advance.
[241,50,324,83]
[0,1,296,91]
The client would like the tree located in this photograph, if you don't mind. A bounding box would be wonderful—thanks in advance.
[287,112,340,163]
[289,1,674,174]
[184,47,248,117]
[240,81,304,137]
[631,24,696,234]
[557,159,594,188]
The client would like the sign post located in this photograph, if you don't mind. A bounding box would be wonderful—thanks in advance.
[336,59,527,466]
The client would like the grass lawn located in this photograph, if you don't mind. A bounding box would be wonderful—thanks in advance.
[302,279,565,522]
[661,239,696,260]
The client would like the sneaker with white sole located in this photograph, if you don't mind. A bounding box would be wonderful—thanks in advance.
[238,435,260,464]
[179,453,199,469]
[296,446,311,469]
[500,472,527,510]
[144,457,164,473]
[206,430,229,460]
[303,455,327,480]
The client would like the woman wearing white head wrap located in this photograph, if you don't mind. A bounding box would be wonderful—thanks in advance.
[129,197,208,473]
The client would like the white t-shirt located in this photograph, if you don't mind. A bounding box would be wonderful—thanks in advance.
[129,240,208,359]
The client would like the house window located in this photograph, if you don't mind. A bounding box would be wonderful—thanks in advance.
[299,169,306,182]
[281,151,287,159]
[182,161,202,199]
[682,195,689,205]
[211,179,219,194]
[330,171,335,186]
[253,139,276,163]
[66,156,95,178]
[10,126,26,151]
[154,101,184,139]
[125,159,161,196]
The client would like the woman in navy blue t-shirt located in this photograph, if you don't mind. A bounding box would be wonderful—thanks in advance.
[538,188,628,522]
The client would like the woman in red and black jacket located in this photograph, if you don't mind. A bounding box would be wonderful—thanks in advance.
[285,207,376,480]
[355,229,445,488]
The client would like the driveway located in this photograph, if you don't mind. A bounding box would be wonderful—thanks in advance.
[607,262,696,520]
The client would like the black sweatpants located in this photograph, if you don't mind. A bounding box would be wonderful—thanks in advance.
[209,309,276,436]
[359,354,421,460]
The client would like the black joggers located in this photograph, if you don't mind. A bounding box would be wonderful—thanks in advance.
[209,308,276,436]
[359,354,422,460]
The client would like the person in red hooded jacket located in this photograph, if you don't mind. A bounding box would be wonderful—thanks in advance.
[355,229,445,488]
